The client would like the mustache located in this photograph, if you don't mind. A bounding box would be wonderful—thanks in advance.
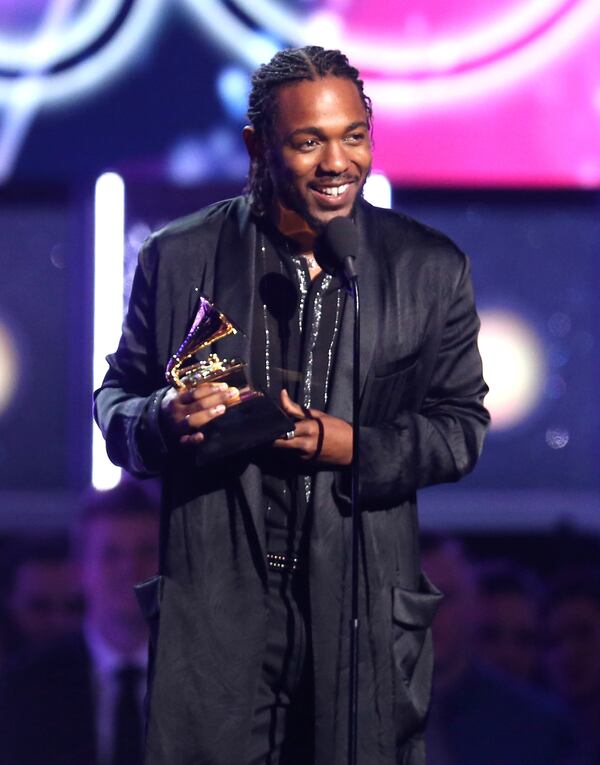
[311,173,358,184]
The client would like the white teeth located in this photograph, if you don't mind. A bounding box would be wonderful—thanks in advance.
[318,184,349,197]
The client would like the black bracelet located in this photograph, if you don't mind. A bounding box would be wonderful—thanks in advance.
[301,406,324,461]
[312,417,325,461]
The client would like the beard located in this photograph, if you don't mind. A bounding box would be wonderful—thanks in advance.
[268,163,370,233]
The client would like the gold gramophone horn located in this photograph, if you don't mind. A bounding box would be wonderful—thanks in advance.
[165,296,242,389]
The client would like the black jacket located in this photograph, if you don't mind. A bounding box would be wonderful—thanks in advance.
[95,196,489,765]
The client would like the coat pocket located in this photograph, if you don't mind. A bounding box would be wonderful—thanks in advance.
[392,573,443,745]
[362,356,420,425]
[134,574,164,735]
[134,574,163,651]
[373,352,419,380]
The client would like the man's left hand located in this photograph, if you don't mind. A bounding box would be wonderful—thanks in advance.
[273,389,353,465]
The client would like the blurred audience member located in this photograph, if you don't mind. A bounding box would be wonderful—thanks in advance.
[476,559,543,684]
[422,535,577,765]
[0,479,159,765]
[545,569,600,764]
[1,536,82,656]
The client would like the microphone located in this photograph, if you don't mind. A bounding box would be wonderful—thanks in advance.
[316,217,359,281]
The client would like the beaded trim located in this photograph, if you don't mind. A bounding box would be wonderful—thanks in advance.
[266,552,299,572]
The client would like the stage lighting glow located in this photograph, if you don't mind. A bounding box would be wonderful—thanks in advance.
[303,11,342,48]
[230,0,576,74]
[184,0,600,187]
[0,0,164,182]
[216,66,250,121]
[183,0,600,109]
[167,128,247,185]
[167,137,210,186]
[363,173,392,210]
[0,0,164,105]
[364,0,600,112]
[477,310,546,432]
[322,0,580,75]
[93,171,124,490]
[0,320,18,417]
[180,0,278,66]
[0,1,123,69]
[546,427,570,449]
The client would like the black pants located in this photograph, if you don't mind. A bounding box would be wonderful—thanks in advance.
[246,564,314,765]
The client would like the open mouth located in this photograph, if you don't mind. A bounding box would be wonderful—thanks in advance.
[311,182,354,203]
[316,183,349,197]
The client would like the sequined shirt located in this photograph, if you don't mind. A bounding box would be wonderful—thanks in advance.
[250,219,346,554]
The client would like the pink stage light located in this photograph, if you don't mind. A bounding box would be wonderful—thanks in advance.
[323,0,600,187]
[193,0,600,188]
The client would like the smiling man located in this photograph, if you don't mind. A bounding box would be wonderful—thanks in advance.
[95,46,489,765]
[246,74,372,227]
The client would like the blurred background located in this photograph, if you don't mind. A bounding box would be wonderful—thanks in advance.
[0,1,599,763]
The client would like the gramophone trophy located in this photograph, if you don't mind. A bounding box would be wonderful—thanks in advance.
[166,296,293,462]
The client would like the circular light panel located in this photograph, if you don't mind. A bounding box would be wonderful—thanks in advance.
[478,309,546,431]
[0,320,19,417]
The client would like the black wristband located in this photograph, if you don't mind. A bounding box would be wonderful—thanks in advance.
[312,417,325,461]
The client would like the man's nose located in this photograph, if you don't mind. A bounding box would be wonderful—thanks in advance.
[318,140,349,174]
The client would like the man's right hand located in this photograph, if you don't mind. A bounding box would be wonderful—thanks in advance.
[159,382,240,445]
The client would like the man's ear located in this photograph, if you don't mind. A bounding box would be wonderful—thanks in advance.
[242,125,263,162]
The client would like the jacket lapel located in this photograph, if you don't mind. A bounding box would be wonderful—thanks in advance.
[312,202,381,535]
[323,200,380,422]
[211,201,267,558]
[211,198,255,363]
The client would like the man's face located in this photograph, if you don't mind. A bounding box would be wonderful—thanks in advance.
[422,544,479,678]
[477,593,539,682]
[8,560,83,646]
[81,514,159,629]
[545,597,600,704]
[265,75,372,229]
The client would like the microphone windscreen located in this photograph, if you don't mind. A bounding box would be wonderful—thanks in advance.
[323,217,359,267]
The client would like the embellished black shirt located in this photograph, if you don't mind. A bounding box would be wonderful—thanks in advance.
[250,218,346,554]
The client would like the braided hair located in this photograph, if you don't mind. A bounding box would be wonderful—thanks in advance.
[245,46,372,216]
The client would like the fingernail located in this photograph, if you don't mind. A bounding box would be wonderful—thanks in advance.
[227,387,239,398]
[211,404,226,414]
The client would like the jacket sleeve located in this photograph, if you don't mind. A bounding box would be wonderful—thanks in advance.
[356,255,489,508]
[94,236,171,478]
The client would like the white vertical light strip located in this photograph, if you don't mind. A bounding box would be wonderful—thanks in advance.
[92,171,125,490]
[363,172,392,209]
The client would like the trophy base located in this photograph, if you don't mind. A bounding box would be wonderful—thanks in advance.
[195,390,294,465]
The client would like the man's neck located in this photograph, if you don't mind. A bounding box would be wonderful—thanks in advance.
[271,201,321,279]
[272,201,316,254]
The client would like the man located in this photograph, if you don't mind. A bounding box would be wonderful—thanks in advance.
[422,537,576,765]
[95,46,489,764]
[0,480,159,765]
[476,560,543,684]
[545,570,600,764]
[1,536,82,656]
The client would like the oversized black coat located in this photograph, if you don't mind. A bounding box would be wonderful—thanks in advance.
[95,196,489,765]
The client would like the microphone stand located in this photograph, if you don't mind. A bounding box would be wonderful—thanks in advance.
[347,269,360,765]
[317,218,361,765]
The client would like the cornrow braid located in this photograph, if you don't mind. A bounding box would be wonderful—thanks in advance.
[245,46,372,217]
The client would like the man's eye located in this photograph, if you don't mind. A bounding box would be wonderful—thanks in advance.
[297,139,318,151]
[345,133,365,143]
